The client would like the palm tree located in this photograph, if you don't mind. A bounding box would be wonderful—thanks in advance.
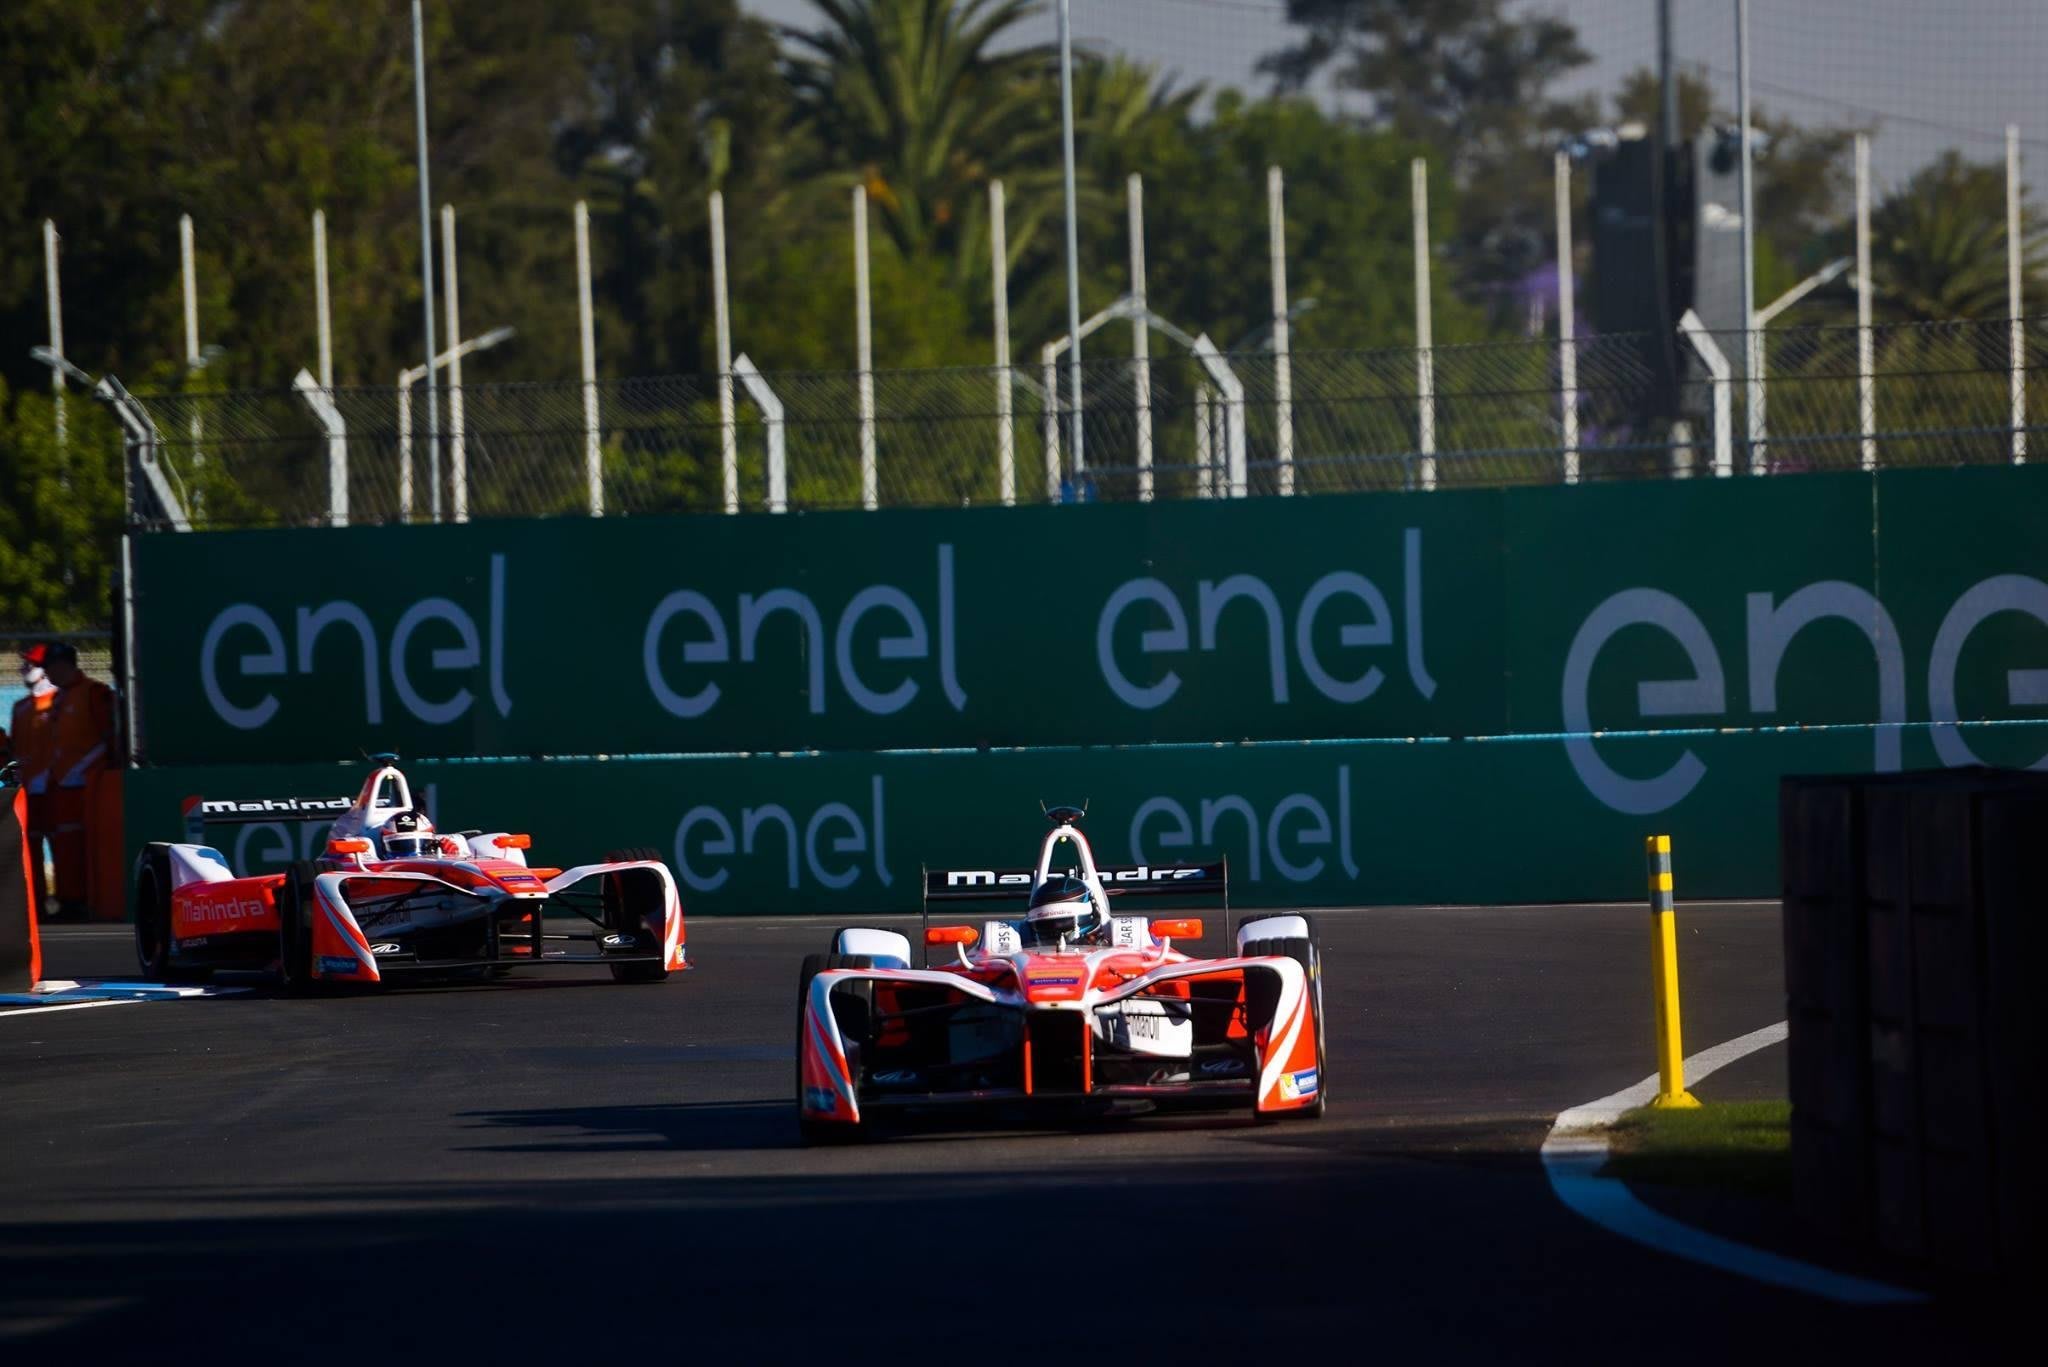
[1870,151,2046,323]
[785,0,1061,267]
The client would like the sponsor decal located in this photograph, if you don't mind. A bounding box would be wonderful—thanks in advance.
[319,956,362,975]
[802,1086,838,1113]
[1123,1012,1162,1040]
[197,796,352,821]
[177,891,272,926]
[873,1069,921,1085]
[183,937,209,949]
[369,943,401,955]
[1028,975,1080,987]
[1199,1057,1247,1076]
[599,932,637,950]
[1278,1067,1320,1101]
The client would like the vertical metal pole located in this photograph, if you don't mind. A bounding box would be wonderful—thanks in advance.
[1646,834,1700,1109]
[710,190,737,513]
[1412,158,1437,490]
[1737,0,1759,472]
[440,203,466,522]
[1130,174,1154,500]
[412,0,441,523]
[1042,350,1061,502]
[1857,134,1876,472]
[1194,386,1214,498]
[1269,166,1294,497]
[991,179,1015,507]
[576,200,602,515]
[180,213,204,499]
[2009,124,2026,464]
[313,209,333,388]
[398,377,414,521]
[43,220,65,452]
[854,185,878,510]
[1056,0,1085,474]
[1658,0,1677,153]
[1556,151,1579,485]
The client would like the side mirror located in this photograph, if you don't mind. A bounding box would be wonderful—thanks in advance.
[925,925,980,947]
[1149,917,1203,941]
[499,833,532,849]
[327,838,370,855]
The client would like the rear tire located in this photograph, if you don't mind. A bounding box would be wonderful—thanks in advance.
[1242,934,1326,1120]
[132,846,204,983]
[603,849,669,983]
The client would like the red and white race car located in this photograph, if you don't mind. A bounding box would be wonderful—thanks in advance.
[133,757,686,988]
[796,806,1325,1141]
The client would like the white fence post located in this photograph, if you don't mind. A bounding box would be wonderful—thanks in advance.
[711,191,737,513]
[2009,124,2026,464]
[1412,158,1437,490]
[179,213,206,504]
[313,209,333,388]
[1679,310,1733,477]
[397,382,414,521]
[855,185,878,510]
[734,354,786,513]
[1856,134,1876,472]
[991,179,1015,506]
[1270,165,1295,497]
[1130,173,1154,500]
[440,203,467,522]
[1555,150,1579,485]
[44,220,66,451]
[293,369,348,525]
[1042,348,1061,502]
[575,200,602,516]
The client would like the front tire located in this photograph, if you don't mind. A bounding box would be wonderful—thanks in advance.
[1242,933,1326,1120]
[275,860,316,992]
[603,848,670,983]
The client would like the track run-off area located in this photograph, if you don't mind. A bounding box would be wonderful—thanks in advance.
[0,904,2006,1359]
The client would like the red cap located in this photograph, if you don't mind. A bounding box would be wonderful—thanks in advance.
[20,643,47,667]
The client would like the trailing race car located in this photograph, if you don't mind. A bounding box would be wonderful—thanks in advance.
[795,805,1325,1141]
[132,757,686,987]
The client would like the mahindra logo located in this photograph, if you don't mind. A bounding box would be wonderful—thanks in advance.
[198,797,351,819]
[187,896,268,923]
[945,870,1030,888]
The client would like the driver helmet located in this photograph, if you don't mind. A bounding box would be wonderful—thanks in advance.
[379,808,440,858]
[1021,874,1105,948]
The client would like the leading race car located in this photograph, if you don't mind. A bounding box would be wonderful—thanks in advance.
[795,805,1325,1141]
[132,757,687,988]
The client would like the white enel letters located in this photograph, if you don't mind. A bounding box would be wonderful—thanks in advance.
[672,777,892,894]
[197,554,510,731]
[1561,588,1726,816]
[1927,574,2048,769]
[1129,767,1357,884]
[1747,583,1905,772]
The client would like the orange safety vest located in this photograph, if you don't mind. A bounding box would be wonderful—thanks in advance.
[10,690,57,794]
[49,679,117,790]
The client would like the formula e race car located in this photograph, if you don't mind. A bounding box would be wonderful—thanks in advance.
[795,806,1325,1141]
[132,758,686,988]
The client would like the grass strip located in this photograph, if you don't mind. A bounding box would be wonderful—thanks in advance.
[1602,1100,1791,1199]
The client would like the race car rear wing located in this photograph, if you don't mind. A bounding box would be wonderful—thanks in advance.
[180,794,352,844]
[922,858,1231,951]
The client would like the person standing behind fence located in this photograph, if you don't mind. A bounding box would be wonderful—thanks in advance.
[10,646,58,918]
[43,643,120,921]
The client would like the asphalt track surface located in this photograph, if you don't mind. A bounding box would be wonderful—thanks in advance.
[0,905,2008,1361]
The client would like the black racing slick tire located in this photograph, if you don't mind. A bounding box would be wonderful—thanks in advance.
[1241,934,1327,1120]
[133,845,204,983]
[603,848,669,983]
[275,860,317,992]
[795,953,877,1145]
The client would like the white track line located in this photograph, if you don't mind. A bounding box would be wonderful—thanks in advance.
[0,999,140,1020]
[1543,1022,1922,1305]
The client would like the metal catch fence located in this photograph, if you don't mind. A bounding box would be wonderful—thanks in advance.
[118,316,2048,530]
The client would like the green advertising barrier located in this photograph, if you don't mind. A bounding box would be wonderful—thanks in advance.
[133,465,2048,766]
[123,718,2048,915]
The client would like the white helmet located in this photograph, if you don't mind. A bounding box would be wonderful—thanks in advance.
[378,808,441,858]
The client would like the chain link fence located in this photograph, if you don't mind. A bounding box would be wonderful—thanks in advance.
[123,316,2048,529]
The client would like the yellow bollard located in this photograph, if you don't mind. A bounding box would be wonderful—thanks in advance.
[1646,834,1700,1109]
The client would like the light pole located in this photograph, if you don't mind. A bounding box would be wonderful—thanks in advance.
[397,325,514,522]
[1056,0,1084,479]
[1749,258,1851,473]
[1736,0,1758,465]
[411,1,440,521]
